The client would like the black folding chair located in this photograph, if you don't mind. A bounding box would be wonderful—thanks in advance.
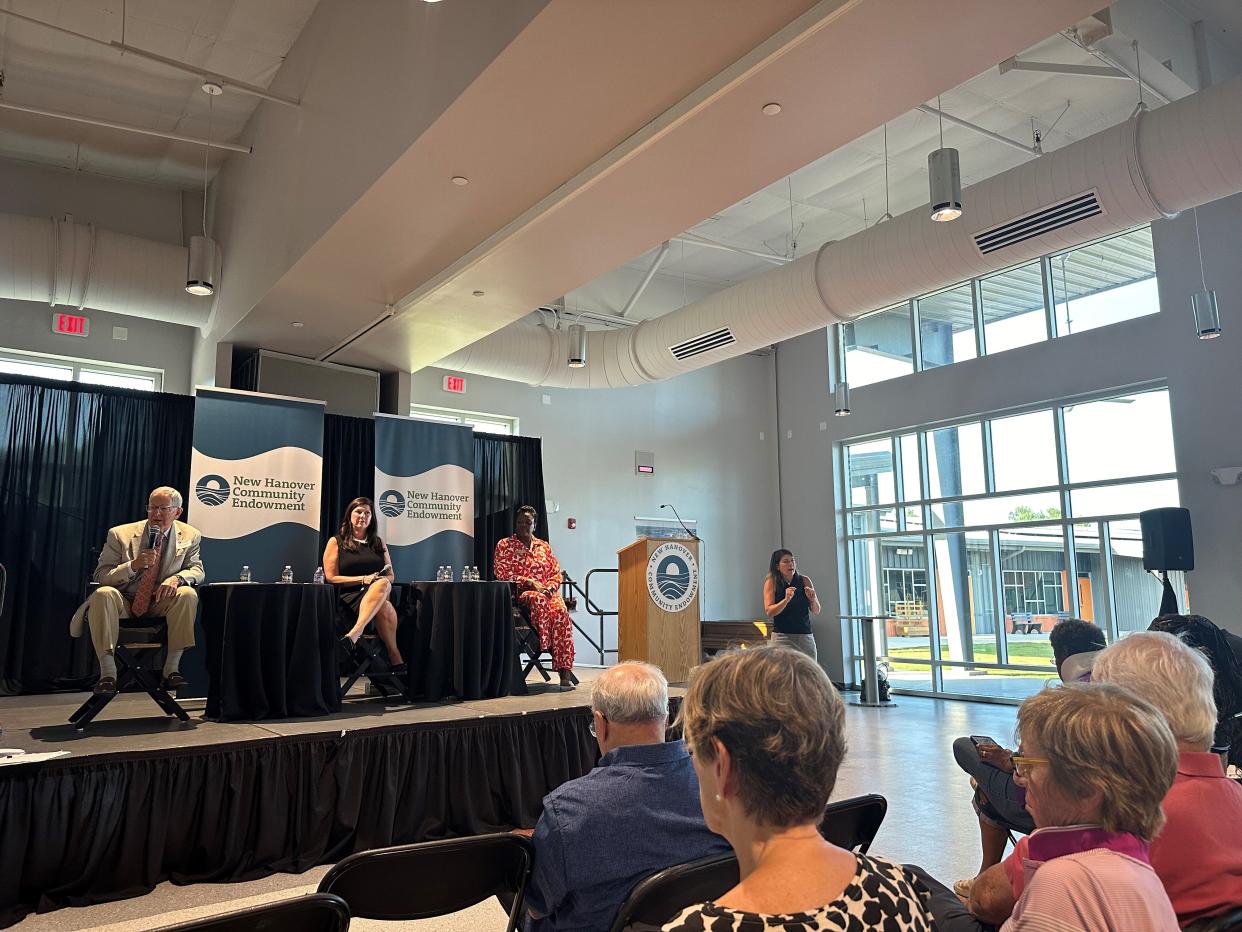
[818,793,887,853]
[509,583,579,688]
[152,892,350,931]
[1186,908,1242,932]
[335,586,412,703]
[319,833,533,932]
[608,851,739,932]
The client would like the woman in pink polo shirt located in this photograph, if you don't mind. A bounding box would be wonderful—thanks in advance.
[1001,683,1178,931]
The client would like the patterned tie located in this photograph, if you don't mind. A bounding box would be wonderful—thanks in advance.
[130,528,166,617]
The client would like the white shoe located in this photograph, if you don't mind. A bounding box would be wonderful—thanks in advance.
[953,877,975,899]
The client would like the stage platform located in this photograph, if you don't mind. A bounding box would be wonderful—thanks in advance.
[0,669,634,929]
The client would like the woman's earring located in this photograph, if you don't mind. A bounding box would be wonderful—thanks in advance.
[714,794,722,802]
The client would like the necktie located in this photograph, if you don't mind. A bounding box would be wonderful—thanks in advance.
[131,529,167,617]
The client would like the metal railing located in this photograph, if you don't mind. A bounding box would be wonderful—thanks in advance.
[561,569,618,666]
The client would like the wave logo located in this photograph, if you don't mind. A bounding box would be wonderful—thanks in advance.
[195,474,231,507]
[378,489,406,518]
[645,542,699,614]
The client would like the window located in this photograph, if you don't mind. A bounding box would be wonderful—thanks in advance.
[838,225,1160,388]
[0,348,161,391]
[410,404,518,435]
[843,386,1178,701]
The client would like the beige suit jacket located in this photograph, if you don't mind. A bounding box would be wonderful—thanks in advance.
[69,519,205,636]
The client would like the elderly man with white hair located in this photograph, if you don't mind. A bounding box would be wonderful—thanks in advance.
[69,486,204,696]
[525,661,729,932]
[969,630,1242,928]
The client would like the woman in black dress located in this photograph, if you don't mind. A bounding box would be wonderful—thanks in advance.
[762,548,821,660]
[323,496,404,672]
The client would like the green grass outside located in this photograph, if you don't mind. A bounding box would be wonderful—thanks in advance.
[887,640,1056,676]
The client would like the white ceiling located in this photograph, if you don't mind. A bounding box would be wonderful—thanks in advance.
[0,0,319,186]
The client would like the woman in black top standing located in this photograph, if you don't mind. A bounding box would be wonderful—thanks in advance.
[763,549,821,661]
[323,496,404,672]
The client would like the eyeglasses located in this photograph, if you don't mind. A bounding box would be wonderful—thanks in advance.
[1010,754,1050,777]
[147,505,178,513]
[588,713,605,738]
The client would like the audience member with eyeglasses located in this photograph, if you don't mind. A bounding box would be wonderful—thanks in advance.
[69,486,204,696]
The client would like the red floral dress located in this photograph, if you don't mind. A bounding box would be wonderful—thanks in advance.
[493,535,574,670]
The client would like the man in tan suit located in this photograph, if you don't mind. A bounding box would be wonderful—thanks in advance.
[70,486,205,695]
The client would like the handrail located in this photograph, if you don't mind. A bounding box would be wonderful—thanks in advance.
[562,569,618,666]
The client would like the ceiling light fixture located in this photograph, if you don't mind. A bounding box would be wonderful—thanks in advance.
[567,323,587,368]
[451,176,469,186]
[761,102,782,116]
[1190,207,1221,340]
[186,83,222,296]
[472,290,485,297]
[834,381,851,416]
[928,95,962,223]
[292,321,304,328]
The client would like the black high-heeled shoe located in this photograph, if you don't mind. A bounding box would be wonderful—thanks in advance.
[339,634,358,657]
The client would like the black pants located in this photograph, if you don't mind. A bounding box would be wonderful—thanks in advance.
[906,865,998,932]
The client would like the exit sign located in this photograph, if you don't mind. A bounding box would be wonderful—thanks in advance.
[443,375,466,394]
[52,312,90,338]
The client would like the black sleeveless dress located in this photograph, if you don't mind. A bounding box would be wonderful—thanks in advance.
[337,538,386,614]
[772,572,812,635]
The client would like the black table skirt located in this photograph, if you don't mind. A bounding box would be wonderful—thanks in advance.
[202,583,341,720]
[400,581,515,701]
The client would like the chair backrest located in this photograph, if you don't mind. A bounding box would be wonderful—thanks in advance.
[608,851,739,932]
[318,833,533,932]
[154,892,349,932]
[819,793,887,854]
[0,560,6,618]
[1186,907,1242,932]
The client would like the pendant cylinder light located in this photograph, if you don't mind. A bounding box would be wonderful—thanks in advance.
[567,323,588,368]
[834,381,851,416]
[928,147,962,222]
[186,234,217,296]
[1192,289,1221,339]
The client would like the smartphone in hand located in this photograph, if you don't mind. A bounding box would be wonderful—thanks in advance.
[970,735,999,749]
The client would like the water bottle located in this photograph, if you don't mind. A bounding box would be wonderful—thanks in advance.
[240,565,251,583]
[469,565,479,581]
[281,565,293,584]
[313,566,325,585]
[436,565,445,581]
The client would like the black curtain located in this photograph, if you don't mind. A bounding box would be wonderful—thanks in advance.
[320,414,374,549]
[473,435,547,579]
[0,377,194,694]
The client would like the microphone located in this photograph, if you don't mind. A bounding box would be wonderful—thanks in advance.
[147,524,160,549]
[659,503,698,540]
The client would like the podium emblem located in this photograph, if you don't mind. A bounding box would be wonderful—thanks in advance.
[646,542,699,613]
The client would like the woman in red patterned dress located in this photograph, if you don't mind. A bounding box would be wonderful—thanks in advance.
[493,505,575,689]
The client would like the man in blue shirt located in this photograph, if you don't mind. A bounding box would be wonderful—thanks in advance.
[526,661,729,932]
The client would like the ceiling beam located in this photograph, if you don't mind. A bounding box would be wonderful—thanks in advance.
[0,99,253,154]
[999,56,1127,79]
[915,103,1039,156]
[619,240,671,317]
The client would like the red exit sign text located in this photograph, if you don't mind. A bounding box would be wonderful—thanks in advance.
[52,312,90,338]
[443,375,467,394]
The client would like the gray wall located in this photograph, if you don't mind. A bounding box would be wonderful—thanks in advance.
[412,354,782,663]
[776,193,1242,682]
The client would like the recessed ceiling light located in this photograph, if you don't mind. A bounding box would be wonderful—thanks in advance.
[761,102,782,116]
[201,82,223,96]
[451,176,469,186]
[472,290,485,297]
[292,321,304,328]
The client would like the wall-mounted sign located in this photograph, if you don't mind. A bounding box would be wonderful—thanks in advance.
[52,312,89,337]
[443,375,466,394]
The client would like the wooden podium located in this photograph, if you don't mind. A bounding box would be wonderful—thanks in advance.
[618,537,701,683]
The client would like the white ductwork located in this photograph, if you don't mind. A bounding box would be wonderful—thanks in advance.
[0,212,213,328]
[439,73,1242,388]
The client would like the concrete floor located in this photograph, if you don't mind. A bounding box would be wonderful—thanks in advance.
[7,688,1017,931]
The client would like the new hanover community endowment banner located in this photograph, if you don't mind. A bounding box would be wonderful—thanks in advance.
[374,414,474,582]
[188,388,324,583]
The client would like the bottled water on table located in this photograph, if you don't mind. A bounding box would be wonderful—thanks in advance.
[240,565,251,583]
[313,567,325,585]
[281,565,294,584]
[461,566,471,582]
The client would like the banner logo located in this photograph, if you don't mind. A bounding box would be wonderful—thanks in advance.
[646,542,699,613]
[378,490,406,518]
[195,474,231,506]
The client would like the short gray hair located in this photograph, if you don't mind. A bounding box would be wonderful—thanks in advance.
[149,486,183,509]
[591,662,669,723]
[1093,630,1217,751]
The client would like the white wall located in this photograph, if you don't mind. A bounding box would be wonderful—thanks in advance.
[412,354,781,664]
[776,193,1242,683]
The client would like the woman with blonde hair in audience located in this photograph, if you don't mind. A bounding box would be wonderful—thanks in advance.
[663,646,935,932]
[993,683,1179,930]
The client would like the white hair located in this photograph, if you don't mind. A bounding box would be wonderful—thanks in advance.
[149,486,183,509]
[591,661,669,723]
[1093,630,1217,751]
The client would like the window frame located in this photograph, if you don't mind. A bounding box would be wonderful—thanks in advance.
[410,403,519,436]
[0,346,163,392]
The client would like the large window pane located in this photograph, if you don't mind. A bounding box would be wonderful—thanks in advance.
[876,537,933,692]
[931,531,997,666]
[842,304,913,387]
[999,526,1067,666]
[1072,523,1106,626]
[961,491,1062,527]
[1070,479,1179,518]
[1108,519,1188,634]
[78,370,157,391]
[926,422,985,500]
[990,410,1059,491]
[0,358,72,380]
[1064,390,1175,483]
[846,439,895,506]
[918,283,977,369]
[898,433,922,502]
[981,262,1048,354]
[1052,227,1159,336]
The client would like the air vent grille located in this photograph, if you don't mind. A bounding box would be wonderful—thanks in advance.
[670,327,736,361]
[974,191,1103,255]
